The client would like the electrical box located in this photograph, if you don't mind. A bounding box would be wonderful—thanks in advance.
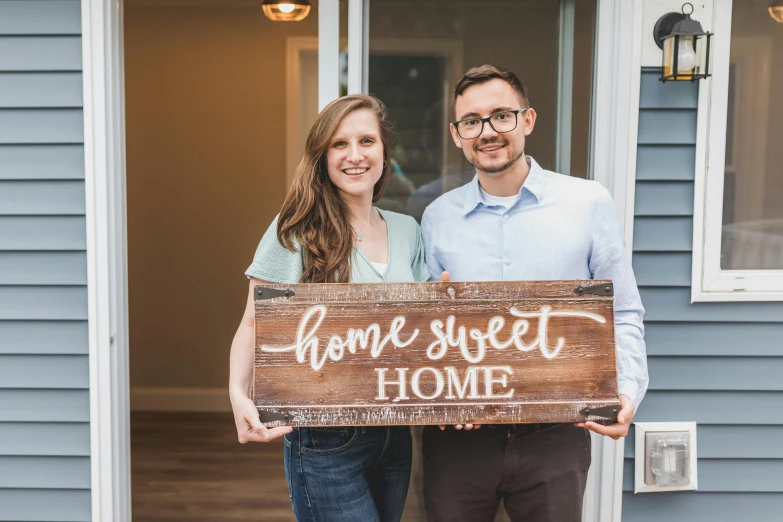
[634,422,698,493]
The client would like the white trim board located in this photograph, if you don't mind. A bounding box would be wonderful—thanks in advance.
[318,0,340,111]
[591,0,643,251]
[346,0,368,95]
[131,387,232,412]
[584,1,644,521]
[555,0,575,175]
[83,0,131,521]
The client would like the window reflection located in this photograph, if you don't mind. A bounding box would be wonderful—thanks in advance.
[721,3,783,269]
[363,0,596,221]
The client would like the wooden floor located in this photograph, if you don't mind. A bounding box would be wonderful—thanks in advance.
[130,412,430,522]
[131,412,293,521]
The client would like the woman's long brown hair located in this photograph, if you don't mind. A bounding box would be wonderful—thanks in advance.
[277,95,391,283]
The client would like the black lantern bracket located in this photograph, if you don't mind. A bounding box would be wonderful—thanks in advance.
[654,2,694,50]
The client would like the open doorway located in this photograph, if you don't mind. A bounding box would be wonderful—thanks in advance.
[123,1,316,519]
[122,1,596,520]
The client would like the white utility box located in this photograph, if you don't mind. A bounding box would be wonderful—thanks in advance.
[634,421,698,493]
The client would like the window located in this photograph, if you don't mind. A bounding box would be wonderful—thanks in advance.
[692,0,783,301]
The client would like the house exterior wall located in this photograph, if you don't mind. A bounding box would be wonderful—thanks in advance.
[621,69,783,521]
[0,1,91,520]
[2,1,782,521]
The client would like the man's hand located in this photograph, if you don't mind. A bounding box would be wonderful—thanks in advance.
[436,271,482,432]
[574,394,634,440]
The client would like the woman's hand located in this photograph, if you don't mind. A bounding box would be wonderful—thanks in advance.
[231,393,292,443]
[230,279,293,444]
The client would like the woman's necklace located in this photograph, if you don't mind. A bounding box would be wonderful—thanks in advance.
[353,209,374,242]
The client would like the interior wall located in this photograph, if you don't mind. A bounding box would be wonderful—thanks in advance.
[125,1,317,390]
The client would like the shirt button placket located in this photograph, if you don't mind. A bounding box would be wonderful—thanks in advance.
[502,212,511,278]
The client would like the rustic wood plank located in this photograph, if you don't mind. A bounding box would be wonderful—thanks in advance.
[254,281,619,426]
[253,279,614,302]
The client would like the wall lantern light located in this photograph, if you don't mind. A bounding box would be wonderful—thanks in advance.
[262,1,311,22]
[770,1,783,23]
[654,3,713,82]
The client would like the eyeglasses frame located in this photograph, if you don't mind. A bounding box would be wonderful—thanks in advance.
[450,108,530,140]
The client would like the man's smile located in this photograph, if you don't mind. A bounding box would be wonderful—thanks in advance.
[477,142,506,154]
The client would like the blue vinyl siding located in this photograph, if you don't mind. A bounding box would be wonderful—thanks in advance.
[0,37,82,71]
[623,69,783,520]
[0,1,90,520]
[0,422,91,455]
[0,145,85,179]
[0,180,86,214]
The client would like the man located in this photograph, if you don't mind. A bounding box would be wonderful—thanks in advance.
[420,64,648,522]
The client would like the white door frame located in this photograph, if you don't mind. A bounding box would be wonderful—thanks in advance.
[582,0,645,522]
[586,2,643,522]
[82,0,131,520]
[83,0,641,520]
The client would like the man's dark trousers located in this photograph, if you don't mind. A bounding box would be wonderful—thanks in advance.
[422,423,591,522]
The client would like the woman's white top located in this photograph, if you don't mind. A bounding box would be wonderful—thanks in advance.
[369,261,389,275]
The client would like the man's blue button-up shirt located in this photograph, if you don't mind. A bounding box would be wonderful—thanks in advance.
[420,156,649,409]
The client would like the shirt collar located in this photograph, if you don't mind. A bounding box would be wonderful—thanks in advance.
[461,156,547,216]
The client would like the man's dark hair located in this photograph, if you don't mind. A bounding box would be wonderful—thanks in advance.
[450,64,530,119]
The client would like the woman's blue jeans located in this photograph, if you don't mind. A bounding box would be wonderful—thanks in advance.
[283,425,412,522]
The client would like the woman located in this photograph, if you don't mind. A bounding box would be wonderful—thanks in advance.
[229,94,430,522]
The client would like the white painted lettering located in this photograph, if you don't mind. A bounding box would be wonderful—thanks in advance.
[445,366,480,399]
[426,319,448,360]
[411,367,445,400]
[375,368,409,401]
[346,324,380,354]
[262,304,607,371]
[483,366,515,398]
[509,306,606,359]
[262,306,419,371]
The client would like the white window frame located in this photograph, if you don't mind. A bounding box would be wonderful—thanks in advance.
[691,0,783,302]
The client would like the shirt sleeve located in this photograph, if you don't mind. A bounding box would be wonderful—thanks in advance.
[411,222,432,283]
[420,205,445,282]
[245,215,305,283]
[588,184,649,412]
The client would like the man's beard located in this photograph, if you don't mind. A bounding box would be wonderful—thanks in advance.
[468,138,525,174]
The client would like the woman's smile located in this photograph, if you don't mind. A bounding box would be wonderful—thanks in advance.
[343,167,370,176]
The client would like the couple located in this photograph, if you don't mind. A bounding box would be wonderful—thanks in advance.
[229,64,649,522]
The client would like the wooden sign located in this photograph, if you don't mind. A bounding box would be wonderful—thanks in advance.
[253,280,620,427]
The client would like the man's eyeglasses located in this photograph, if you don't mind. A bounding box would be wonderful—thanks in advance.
[451,108,530,140]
